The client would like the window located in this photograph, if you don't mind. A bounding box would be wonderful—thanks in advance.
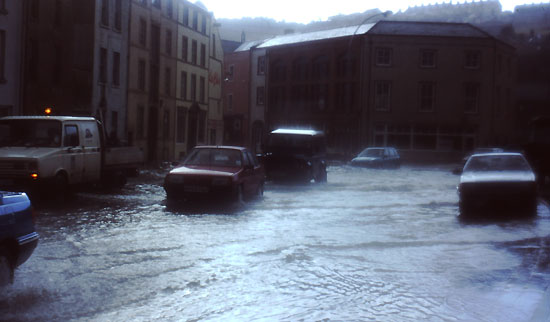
[374,81,391,111]
[193,11,198,30]
[113,52,120,86]
[200,76,205,103]
[180,71,187,99]
[0,0,6,14]
[212,35,216,58]
[375,48,392,66]
[139,18,147,46]
[464,82,480,113]
[465,50,481,69]
[191,74,196,101]
[165,30,172,55]
[198,110,206,142]
[165,67,171,96]
[201,15,207,34]
[137,105,145,139]
[227,94,233,111]
[292,57,308,80]
[418,82,436,112]
[166,0,173,18]
[176,107,186,143]
[0,30,6,82]
[101,0,109,26]
[420,50,436,68]
[227,65,234,80]
[200,44,206,67]
[311,55,329,79]
[183,6,189,26]
[337,52,355,77]
[257,56,265,75]
[64,125,80,147]
[182,36,188,61]
[114,0,121,31]
[138,59,146,91]
[257,86,265,105]
[99,47,107,83]
[191,40,197,64]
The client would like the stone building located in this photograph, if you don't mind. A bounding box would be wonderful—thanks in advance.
[20,0,130,143]
[0,0,24,116]
[127,0,223,162]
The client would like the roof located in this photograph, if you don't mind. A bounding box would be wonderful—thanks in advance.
[270,129,323,136]
[368,21,491,38]
[0,116,97,122]
[194,145,247,150]
[257,24,375,48]
[235,40,266,52]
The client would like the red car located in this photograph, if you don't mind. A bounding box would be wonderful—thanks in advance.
[164,146,265,203]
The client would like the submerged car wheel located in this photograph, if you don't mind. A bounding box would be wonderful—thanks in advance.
[0,247,14,286]
[235,185,244,204]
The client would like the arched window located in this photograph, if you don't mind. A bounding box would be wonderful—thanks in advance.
[292,57,308,81]
[270,60,286,82]
[312,55,329,80]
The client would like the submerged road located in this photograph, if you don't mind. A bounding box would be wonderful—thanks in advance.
[1,165,550,321]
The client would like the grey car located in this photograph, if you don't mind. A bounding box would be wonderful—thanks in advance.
[350,147,401,169]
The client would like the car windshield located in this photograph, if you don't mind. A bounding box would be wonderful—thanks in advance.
[464,155,532,172]
[184,148,242,167]
[359,148,384,157]
[268,134,313,153]
[0,119,62,148]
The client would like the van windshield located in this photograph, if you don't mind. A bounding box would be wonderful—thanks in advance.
[0,119,63,148]
[268,134,313,154]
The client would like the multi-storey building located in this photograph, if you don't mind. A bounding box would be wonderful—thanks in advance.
[0,0,24,116]
[365,21,516,159]
[232,21,516,159]
[127,0,223,162]
[20,0,130,143]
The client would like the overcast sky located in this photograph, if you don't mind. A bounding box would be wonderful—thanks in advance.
[198,0,549,24]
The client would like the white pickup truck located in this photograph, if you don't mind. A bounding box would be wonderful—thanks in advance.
[0,116,144,194]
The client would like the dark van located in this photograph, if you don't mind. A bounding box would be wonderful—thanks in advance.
[262,129,327,183]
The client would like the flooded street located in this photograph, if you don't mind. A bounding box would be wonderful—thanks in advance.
[2,165,550,321]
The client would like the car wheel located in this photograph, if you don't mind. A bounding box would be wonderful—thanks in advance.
[315,167,327,183]
[256,182,264,197]
[55,172,68,194]
[235,185,244,204]
[0,247,14,286]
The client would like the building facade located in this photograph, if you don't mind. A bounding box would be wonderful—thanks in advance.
[0,0,24,116]
[127,0,223,162]
[20,0,130,143]
[232,21,517,160]
[364,21,516,160]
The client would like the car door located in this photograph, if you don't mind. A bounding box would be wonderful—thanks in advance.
[80,121,101,182]
[62,123,84,184]
[247,150,263,190]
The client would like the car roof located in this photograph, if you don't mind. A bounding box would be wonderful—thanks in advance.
[193,145,246,151]
[469,152,525,158]
[1,116,97,122]
[271,128,323,136]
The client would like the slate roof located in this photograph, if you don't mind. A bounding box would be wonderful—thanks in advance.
[239,21,495,51]
[368,21,492,38]
[235,40,266,52]
[256,24,375,48]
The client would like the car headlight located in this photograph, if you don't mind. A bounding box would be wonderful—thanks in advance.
[212,177,230,186]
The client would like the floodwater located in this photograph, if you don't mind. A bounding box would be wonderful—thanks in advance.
[1,165,550,321]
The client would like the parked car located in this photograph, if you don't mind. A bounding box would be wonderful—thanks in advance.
[457,152,537,215]
[350,147,400,169]
[164,146,264,203]
[0,191,39,286]
[262,129,327,183]
[453,147,505,174]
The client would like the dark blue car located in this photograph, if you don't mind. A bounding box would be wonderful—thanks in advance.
[0,191,39,285]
